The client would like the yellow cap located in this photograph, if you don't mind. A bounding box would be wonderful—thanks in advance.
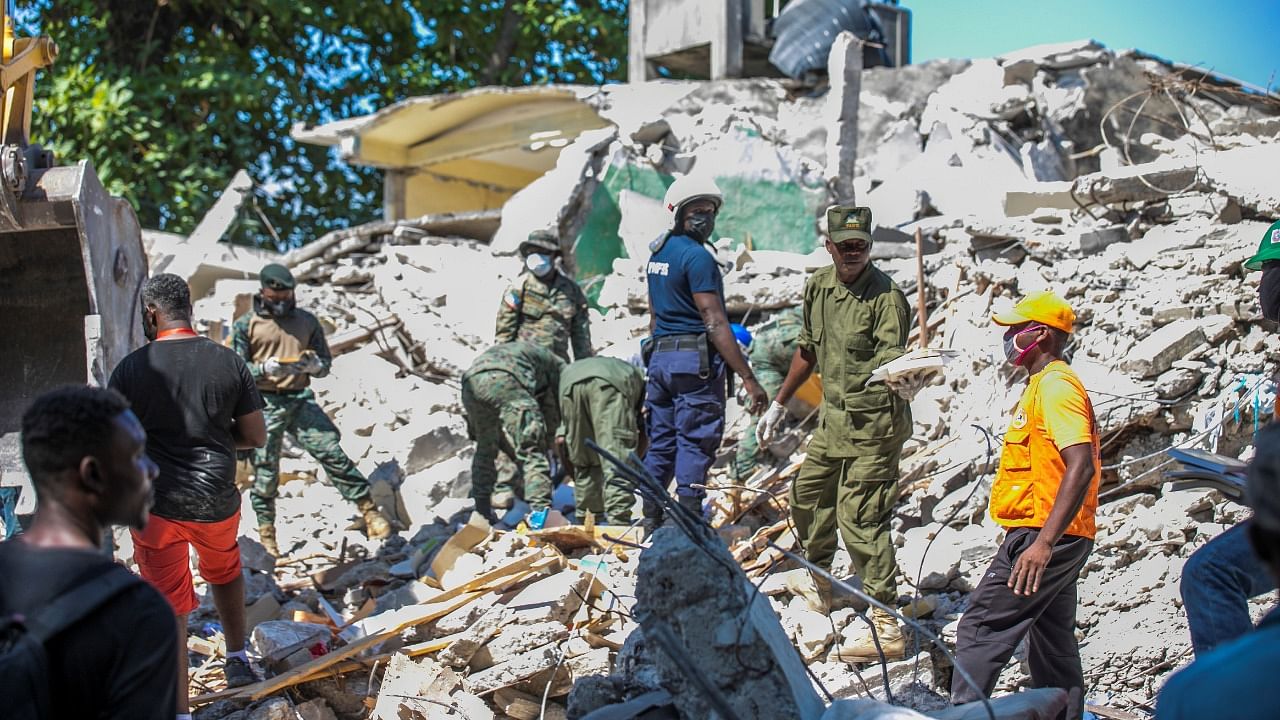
[992,290,1075,333]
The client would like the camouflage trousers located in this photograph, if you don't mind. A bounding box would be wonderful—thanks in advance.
[561,377,638,525]
[251,389,372,526]
[732,337,790,479]
[790,429,902,604]
[461,370,553,509]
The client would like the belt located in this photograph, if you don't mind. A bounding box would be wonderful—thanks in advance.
[652,334,706,353]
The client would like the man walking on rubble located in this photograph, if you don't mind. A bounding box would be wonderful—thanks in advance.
[557,355,646,525]
[642,174,767,534]
[461,341,565,523]
[949,290,1100,720]
[1177,219,1280,655]
[0,386,175,718]
[233,263,392,555]
[111,273,268,704]
[733,306,804,481]
[1157,422,1280,720]
[757,205,917,661]
[496,229,594,364]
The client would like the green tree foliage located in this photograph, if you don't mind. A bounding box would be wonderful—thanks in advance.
[16,1,627,248]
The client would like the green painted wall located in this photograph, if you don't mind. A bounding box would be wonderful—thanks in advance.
[571,158,826,285]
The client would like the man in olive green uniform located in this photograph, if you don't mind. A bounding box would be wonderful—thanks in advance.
[557,356,646,525]
[758,206,913,662]
[733,306,804,480]
[233,264,392,555]
[495,229,594,364]
[461,341,565,521]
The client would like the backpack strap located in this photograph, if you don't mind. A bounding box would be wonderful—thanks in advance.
[21,566,142,644]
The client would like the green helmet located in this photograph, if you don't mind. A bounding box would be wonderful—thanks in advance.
[1244,219,1280,271]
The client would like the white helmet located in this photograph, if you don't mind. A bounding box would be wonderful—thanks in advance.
[663,174,723,222]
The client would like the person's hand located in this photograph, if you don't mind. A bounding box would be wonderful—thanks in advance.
[1009,538,1053,596]
[296,350,324,375]
[741,377,767,415]
[885,368,938,400]
[755,401,788,447]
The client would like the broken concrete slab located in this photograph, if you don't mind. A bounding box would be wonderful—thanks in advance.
[463,642,561,695]
[251,621,329,666]
[825,32,862,205]
[369,655,461,720]
[438,606,508,669]
[1121,319,1207,378]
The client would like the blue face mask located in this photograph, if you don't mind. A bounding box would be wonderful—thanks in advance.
[525,253,554,278]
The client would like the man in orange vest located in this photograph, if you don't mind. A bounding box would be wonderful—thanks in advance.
[950,290,1100,720]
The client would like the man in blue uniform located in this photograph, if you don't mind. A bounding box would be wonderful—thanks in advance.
[643,175,766,533]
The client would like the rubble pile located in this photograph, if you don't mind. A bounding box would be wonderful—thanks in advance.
[163,39,1280,720]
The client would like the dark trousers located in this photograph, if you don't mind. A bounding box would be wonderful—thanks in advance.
[951,527,1092,719]
[642,348,725,502]
[1180,519,1276,655]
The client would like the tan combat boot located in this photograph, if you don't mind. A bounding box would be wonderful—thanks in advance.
[257,524,280,557]
[784,569,832,614]
[827,607,906,663]
[357,498,393,540]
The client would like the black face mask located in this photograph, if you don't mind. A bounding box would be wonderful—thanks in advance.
[263,297,295,318]
[1261,262,1280,323]
[683,210,716,243]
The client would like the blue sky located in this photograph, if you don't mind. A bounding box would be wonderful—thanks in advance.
[907,0,1279,91]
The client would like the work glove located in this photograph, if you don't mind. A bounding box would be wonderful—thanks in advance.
[261,357,288,376]
[755,401,788,447]
[295,350,325,376]
[884,369,936,401]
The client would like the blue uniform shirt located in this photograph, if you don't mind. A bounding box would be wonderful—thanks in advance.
[647,233,724,337]
[1156,607,1280,720]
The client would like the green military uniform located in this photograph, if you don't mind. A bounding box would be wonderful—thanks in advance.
[791,207,912,605]
[233,297,375,526]
[461,342,565,515]
[495,271,593,364]
[557,356,645,524]
[733,306,804,479]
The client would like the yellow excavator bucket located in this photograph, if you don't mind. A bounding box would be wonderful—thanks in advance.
[0,6,147,529]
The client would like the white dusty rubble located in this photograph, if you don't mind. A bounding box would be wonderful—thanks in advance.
[148,38,1280,720]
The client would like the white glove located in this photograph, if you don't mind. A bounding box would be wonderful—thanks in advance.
[884,369,936,400]
[755,402,788,448]
[262,357,286,376]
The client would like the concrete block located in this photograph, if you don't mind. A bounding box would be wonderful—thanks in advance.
[824,32,862,204]
[246,697,296,720]
[506,570,593,624]
[1155,367,1202,399]
[1120,319,1206,378]
[439,606,508,669]
[1152,305,1197,327]
[369,655,461,720]
[470,621,568,671]
[295,699,337,720]
[251,621,329,665]
[1073,225,1127,254]
[464,643,561,695]
[239,535,277,572]
[1003,182,1076,216]
[1199,314,1239,345]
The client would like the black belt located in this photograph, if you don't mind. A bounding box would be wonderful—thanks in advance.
[652,333,712,379]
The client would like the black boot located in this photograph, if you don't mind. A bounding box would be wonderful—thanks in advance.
[641,498,663,539]
[473,497,496,524]
[676,493,705,522]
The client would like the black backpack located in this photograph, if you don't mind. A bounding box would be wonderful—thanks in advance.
[0,565,141,719]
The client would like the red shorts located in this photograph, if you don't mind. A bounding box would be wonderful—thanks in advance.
[131,511,243,614]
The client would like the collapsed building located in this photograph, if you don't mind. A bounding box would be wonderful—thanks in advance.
[129,37,1278,720]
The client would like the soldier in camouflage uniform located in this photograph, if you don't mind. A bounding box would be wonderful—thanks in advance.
[495,229,594,364]
[732,306,804,480]
[233,263,391,555]
[461,341,565,521]
[556,356,646,525]
[757,206,914,662]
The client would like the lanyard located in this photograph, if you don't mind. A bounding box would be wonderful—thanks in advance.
[156,327,199,340]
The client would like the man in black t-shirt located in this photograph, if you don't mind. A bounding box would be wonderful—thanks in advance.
[109,273,266,712]
[0,385,175,718]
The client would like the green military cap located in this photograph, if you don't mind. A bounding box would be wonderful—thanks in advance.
[259,263,296,290]
[827,205,873,244]
[1244,219,1280,271]
[519,229,561,256]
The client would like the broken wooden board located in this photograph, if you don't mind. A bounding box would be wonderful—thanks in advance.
[527,524,644,553]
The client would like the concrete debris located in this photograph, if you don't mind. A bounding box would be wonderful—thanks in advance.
[156,35,1280,720]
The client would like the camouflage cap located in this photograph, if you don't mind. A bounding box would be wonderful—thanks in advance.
[827,205,873,244]
[259,263,296,290]
[519,229,561,256]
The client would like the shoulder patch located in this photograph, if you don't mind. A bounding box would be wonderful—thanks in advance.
[504,289,522,310]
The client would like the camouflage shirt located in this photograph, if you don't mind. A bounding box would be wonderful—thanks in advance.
[495,271,593,363]
[463,341,567,432]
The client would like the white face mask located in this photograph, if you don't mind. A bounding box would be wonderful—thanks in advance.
[525,253,554,278]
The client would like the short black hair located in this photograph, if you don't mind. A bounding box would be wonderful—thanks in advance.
[22,385,131,494]
[141,273,192,319]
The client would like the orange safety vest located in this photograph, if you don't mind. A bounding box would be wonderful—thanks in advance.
[990,361,1101,539]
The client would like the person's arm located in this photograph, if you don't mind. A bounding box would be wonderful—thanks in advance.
[231,314,265,381]
[232,410,267,449]
[1008,443,1095,596]
[495,285,520,343]
[306,318,333,378]
[571,306,594,360]
[872,287,911,367]
[693,291,765,413]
